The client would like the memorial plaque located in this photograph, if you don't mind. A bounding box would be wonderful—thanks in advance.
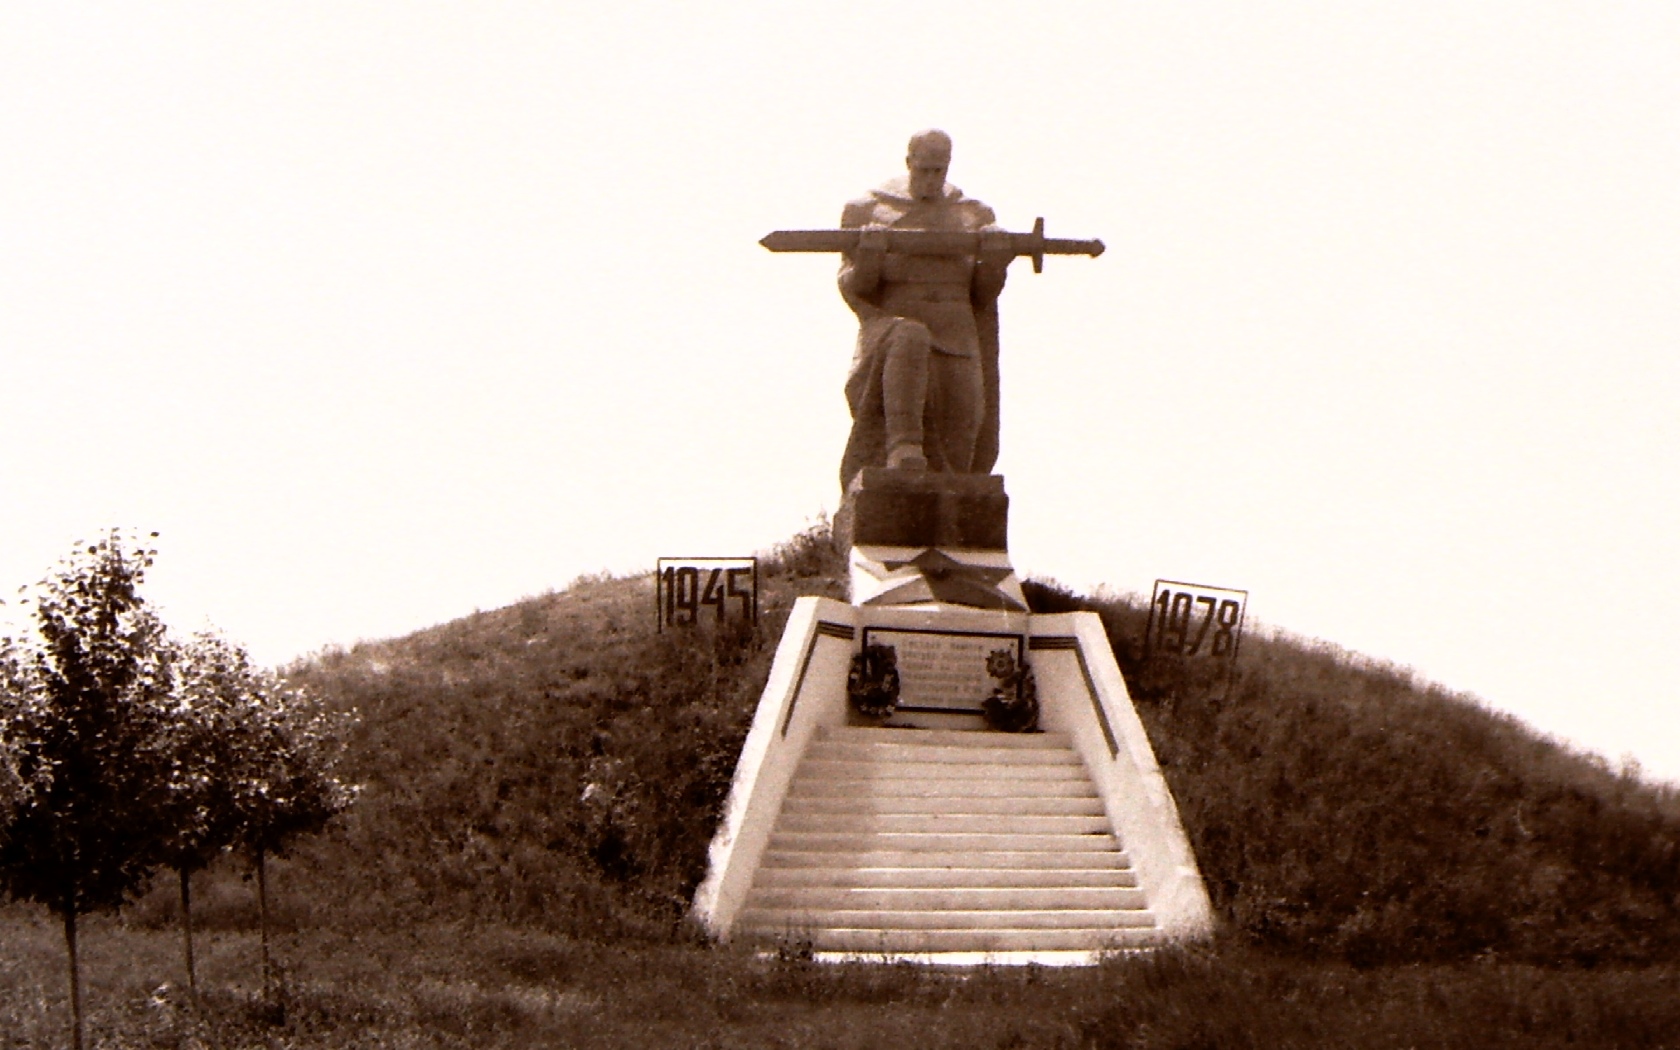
[860,626,1023,714]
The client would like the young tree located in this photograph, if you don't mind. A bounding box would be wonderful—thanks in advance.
[154,631,264,992]
[0,531,173,1050]
[0,642,31,839]
[155,629,356,1003]
[231,657,357,1005]
[0,723,24,845]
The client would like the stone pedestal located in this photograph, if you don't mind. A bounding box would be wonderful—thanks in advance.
[837,469,1026,611]
[836,468,1010,552]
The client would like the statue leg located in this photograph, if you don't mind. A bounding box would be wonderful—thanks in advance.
[928,350,984,473]
[880,320,932,470]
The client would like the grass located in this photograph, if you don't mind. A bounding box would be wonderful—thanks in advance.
[5,912,1680,1049]
[1027,578,1680,965]
[6,518,1680,1046]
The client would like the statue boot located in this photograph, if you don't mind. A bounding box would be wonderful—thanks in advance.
[886,440,928,471]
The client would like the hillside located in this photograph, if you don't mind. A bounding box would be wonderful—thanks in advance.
[266,523,1680,967]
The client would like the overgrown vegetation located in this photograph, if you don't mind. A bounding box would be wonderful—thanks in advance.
[6,517,1680,1046]
[3,917,1678,1049]
[1020,577,1680,966]
[268,525,1680,969]
[273,517,845,937]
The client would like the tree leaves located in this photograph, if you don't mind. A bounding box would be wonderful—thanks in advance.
[0,529,172,916]
[160,630,357,872]
[0,528,357,915]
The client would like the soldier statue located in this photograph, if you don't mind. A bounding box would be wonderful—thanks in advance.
[837,129,1010,486]
[759,130,1102,491]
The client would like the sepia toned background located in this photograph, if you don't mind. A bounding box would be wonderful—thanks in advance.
[3,3,1675,780]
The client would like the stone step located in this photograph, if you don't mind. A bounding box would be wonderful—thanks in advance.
[759,849,1133,870]
[768,831,1121,854]
[737,907,1156,931]
[747,886,1149,911]
[730,721,1161,957]
[804,741,1083,766]
[776,812,1112,835]
[788,776,1098,799]
[753,866,1140,889]
[796,760,1088,782]
[774,927,1164,953]
[819,727,1072,749]
[780,794,1105,816]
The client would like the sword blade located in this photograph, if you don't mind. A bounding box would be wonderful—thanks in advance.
[759,227,1104,259]
[1040,236,1106,258]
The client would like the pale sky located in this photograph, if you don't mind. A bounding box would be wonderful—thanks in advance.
[3,4,1677,781]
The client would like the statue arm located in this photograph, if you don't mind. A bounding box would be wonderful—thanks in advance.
[838,199,886,319]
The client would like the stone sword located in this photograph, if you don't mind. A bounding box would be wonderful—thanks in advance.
[759,216,1103,274]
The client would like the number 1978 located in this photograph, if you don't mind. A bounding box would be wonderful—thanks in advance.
[1147,580,1247,661]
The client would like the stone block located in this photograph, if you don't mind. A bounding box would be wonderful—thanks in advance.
[837,469,1010,552]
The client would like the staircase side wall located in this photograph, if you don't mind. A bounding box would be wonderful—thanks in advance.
[691,596,856,940]
[1031,612,1216,941]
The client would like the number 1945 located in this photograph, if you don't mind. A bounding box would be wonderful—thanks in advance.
[656,558,757,631]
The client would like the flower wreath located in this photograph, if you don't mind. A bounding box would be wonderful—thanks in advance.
[982,647,1039,732]
[847,643,900,719]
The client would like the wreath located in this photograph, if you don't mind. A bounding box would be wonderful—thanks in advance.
[847,643,900,719]
[982,647,1039,732]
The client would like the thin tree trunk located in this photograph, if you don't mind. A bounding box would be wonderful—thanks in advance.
[62,896,83,1050]
[179,865,196,993]
[256,846,271,1006]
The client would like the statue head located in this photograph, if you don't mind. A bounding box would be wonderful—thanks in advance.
[905,129,952,203]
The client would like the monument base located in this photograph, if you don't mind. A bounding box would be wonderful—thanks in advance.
[692,472,1211,960]
[835,468,1009,552]
[838,469,1027,611]
[690,598,1216,959]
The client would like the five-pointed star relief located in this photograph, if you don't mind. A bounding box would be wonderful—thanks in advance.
[862,548,1024,610]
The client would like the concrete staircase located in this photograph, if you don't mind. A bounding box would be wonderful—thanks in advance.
[733,726,1158,954]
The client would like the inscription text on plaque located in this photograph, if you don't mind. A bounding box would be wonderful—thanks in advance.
[860,627,1024,714]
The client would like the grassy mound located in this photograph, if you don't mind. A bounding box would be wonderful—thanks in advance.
[172,523,1678,967]
[1023,580,1680,966]
[256,524,846,940]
